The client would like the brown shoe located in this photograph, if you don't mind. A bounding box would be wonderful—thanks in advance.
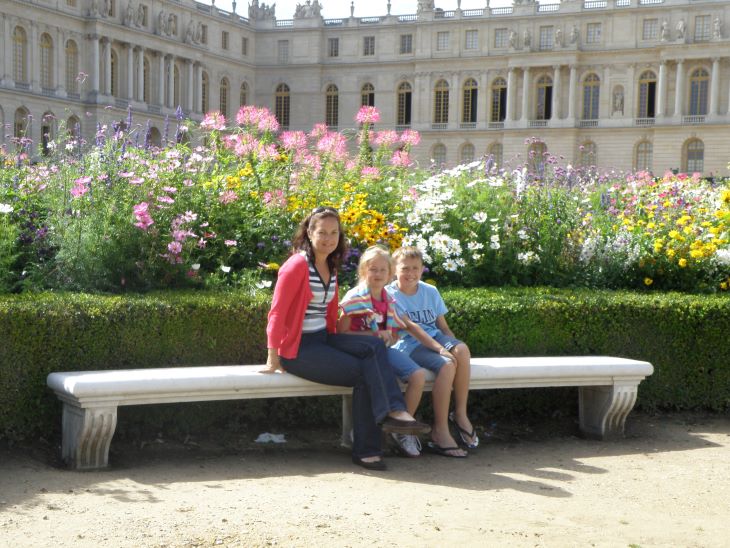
[381,416,431,435]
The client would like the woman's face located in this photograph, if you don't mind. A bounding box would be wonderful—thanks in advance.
[308,216,340,258]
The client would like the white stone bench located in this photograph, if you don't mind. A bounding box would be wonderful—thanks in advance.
[47,355,653,470]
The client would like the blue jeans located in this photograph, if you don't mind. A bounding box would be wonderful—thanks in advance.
[281,330,407,459]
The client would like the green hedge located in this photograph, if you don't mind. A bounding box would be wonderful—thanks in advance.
[1,288,728,442]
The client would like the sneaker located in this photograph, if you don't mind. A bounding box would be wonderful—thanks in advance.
[391,433,422,458]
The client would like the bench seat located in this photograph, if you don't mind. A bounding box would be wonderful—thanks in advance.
[47,355,653,470]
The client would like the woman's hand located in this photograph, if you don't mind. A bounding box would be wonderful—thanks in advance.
[263,349,283,374]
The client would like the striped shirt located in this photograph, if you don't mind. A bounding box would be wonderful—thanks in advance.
[302,258,337,333]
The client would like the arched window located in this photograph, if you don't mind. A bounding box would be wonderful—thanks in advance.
[684,139,704,173]
[361,83,375,107]
[536,75,553,120]
[490,77,507,123]
[325,84,339,128]
[148,126,162,148]
[65,40,78,94]
[638,70,657,118]
[67,115,81,139]
[219,77,229,118]
[582,73,600,120]
[689,68,709,116]
[488,142,503,169]
[40,33,53,89]
[432,143,447,169]
[173,64,181,109]
[201,71,210,113]
[527,141,548,173]
[579,141,597,166]
[240,82,248,107]
[462,78,478,124]
[275,83,290,130]
[13,26,28,83]
[635,140,653,172]
[433,79,449,124]
[397,82,412,126]
[14,107,29,140]
[110,48,119,97]
[460,143,475,164]
[143,56,150,103]
[41,112,55,155]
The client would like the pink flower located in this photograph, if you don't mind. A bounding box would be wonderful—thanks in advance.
[224,239,237,247]
[236,106,280,133]
[355,106,381,125]
[200,111,226,131]
[219,191,238,204]
[70,183,89,198]
[361,166,381,179]
[157,195,175,204]
[400,129,421,147]
[167,241,183,254]
[373,130,399,148]
[316,133,347,161]
[280,131,307,151]
[163,186,177,193]
[129,177,144,185]
[133,202,154,230]
[390,150,413,168]
[309,123,329,139]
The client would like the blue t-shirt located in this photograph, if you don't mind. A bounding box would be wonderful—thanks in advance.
[386,280,448,354]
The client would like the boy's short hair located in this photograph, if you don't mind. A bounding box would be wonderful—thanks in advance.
[392,246,424,264]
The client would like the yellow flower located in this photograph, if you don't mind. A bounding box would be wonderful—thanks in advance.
[265,262,280,271]
[668,230,681,239]
[678,258,688,268]
[644,277,653,286]
[666,249,676,258]
[653,240,663,253]
[689,249,703,259]
[647,222,656,230]
[720,281,728,291]
[424,279,438,286]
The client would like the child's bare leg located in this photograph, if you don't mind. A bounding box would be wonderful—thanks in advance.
[430,362,465,455]
[404,369,426,416]
[451,343,476,443]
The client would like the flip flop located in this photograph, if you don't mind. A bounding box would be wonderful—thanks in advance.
[449,412,480,450]
[425,442,468,458]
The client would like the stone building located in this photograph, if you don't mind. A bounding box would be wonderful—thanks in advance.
[2,0,729,175]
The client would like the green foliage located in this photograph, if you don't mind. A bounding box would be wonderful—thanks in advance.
[1,288,728,442]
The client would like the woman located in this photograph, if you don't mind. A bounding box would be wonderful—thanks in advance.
[264,207,430,470]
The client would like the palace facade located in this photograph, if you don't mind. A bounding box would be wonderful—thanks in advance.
[2,0,729,174]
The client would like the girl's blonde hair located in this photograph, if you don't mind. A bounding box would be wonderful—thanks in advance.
[357,245,394,284]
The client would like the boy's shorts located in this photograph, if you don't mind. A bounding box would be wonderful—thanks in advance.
[408,333,463,374]
[387,348,421,383]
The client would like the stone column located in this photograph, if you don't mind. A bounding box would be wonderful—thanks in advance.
[186,59,194,112]
[568,65,577,120]
[90,34,100,93]
[167,55,175,107]
[520,66,530,122]
[158,52,165,105]
[56,28,66,96]
[551,65,561,120]
[506,68,515,122]
[709,57,719,116]
[478,70,488,125]
[137,47,144,101]
[657,61,666,118]
[104,39,112,95]
[626,64,636,120]
[126,43,134,100]
[195,63,203,113]
[30,21,39,91]
[0,16,6,85]
[673,59,684,118]
[450,72,459,126]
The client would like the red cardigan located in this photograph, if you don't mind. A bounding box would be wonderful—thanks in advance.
[266,253,339,359]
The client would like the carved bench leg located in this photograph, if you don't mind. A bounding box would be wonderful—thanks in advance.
[579,384,638,440]
[341,394,353,448]
[62,404,118,470]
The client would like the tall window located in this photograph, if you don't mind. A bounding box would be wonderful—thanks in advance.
[219,77,229,118]
[460,143,475,164]
[325,84,338,128]
[539,26,554,50]
[41,112,55,156]
[240,82,248,107]
[490,77,507,122]
[579,142,597,166]
[433,79,449,124]
[400,34,412,54]
[14,107,29,140]
[684,139,704,173]
[201,25,208,45]
[361,83,374,107]
[638,70,657,118]
[277,40,289,64]
[437,31,450,51]
[432,144,447,169]
[689,68,709,115]
[363,36,375,56]
[635,141,653,172]
[222,31,229,50]
[465,30,478,50]
[275,83,290,129]
[242,37,248,55]
[582,73,600,120]
[13,26,27,83]
[110,49,119,97]
[586,23,602,44]
[40,33,53,89]
[488,142,503,169]
[528,141,548,173]
[397,82,412,126]
[65,40,78,93]
[68,115,81,139]
[328,37,339,58]
[462,78,478,124]
[494,28,508,48]
[536,75,553,120]
[107,0,115,17]
[143,56,150,103]
[201,71,209,113]
[642,19,658,40]
[694,15,711,41]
